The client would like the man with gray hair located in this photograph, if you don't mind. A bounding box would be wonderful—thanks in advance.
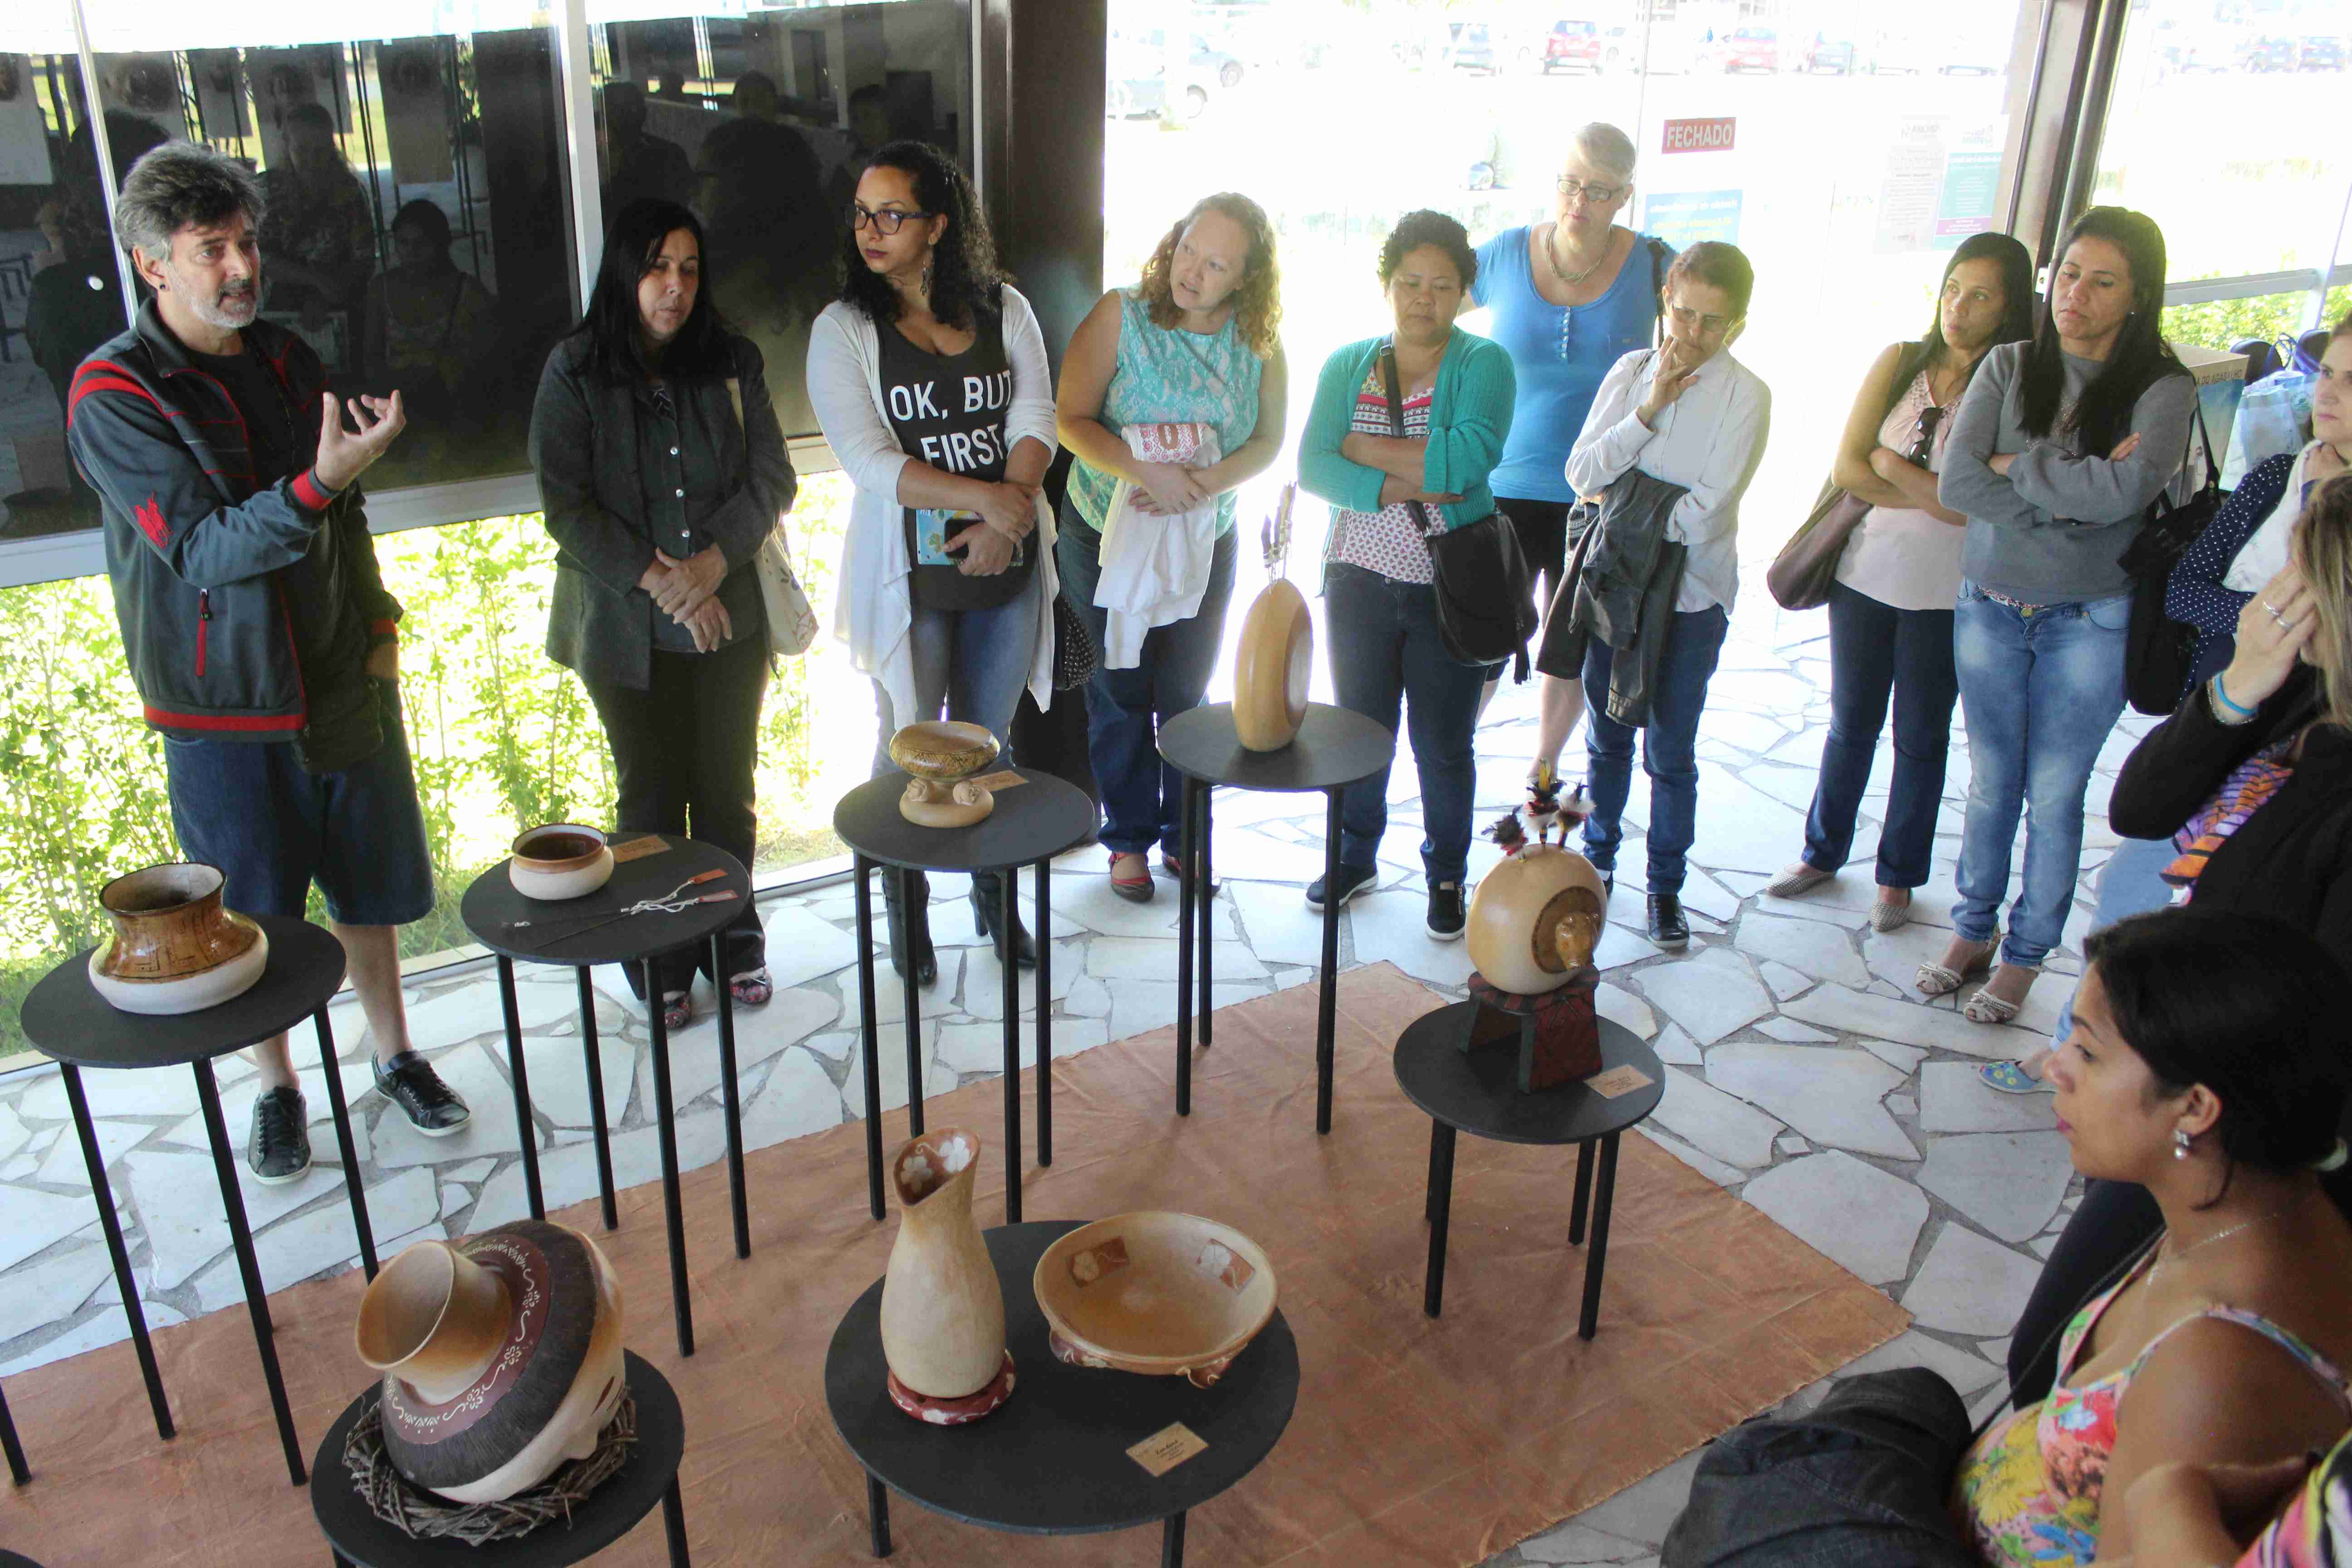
[68,140,470,1183]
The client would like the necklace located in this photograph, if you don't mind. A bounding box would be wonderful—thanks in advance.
[1544,223,1612,290]
[2152,1193,2306,1279]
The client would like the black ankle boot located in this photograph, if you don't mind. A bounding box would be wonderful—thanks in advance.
[970,869,1038,969]
[882,868,938,985]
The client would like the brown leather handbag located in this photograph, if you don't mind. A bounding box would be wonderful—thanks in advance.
[1764,479,1871,612]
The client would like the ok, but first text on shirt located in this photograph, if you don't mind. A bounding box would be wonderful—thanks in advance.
[887,369,1014,472]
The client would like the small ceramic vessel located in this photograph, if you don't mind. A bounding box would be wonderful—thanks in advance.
[1034,1212,1276,1388]
[87,862,269,1016]
[1465,842,1607,997]
[879,1128,1012,1421]
[888,721,1002,829]
[508,824,614,902]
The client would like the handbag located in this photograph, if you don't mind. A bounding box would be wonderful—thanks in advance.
[1050,590,1099,691]
[725,378,821,656]
[1764,480,1871,611]
[2120,403,2222,716]
[1378,343,1538,673]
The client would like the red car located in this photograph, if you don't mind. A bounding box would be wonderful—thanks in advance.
[1709,25,1781,73]
[1543,19,1606,73]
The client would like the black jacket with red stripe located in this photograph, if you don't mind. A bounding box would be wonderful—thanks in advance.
[66,300,400,761]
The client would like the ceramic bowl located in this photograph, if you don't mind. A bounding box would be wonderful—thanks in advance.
[88,915,270,1014]
[1034,1212,1277,1387]
[887,720,1001,784]
[508,824,615,902]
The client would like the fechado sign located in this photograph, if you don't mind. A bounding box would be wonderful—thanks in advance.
[1661,117,1736,155]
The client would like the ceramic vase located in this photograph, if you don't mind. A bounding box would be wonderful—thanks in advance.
[87,862,269,1015]
[507,823,614,902]
[1232,578,1313,752]
[357,1220,626,1504]
[879,1128,1012,1421]
[1465,843,1607,997]
[889,721,1001,829]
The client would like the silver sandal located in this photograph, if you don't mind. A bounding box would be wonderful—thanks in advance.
[1917,938,1996,997]
[1962,966,2040,1025]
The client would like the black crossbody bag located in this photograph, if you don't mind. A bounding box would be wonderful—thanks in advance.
[2119,401,2222,715]
[1378,341,1538,676]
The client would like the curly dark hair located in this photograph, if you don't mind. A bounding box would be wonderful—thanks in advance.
[1377,210,1476,292]
[1137,192,1281,359]
[836,139,1008,333]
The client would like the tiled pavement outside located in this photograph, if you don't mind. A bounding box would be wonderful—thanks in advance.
[0,588,2147,1565]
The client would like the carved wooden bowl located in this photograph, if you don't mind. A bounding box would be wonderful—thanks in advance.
[1034,1212,1277,1387]
[887,721,1002,784]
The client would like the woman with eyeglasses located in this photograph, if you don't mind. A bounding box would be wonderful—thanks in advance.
[1471,122,1672,764]
[1769,234,2036,932]
[1927,207,2196,1026]
[807,140,1059,980]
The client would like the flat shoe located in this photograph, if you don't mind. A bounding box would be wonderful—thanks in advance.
[1765,863,1833,899]
[661,992,692,1032]
[729,969,773,1008]
[1978,1060,2051,1094]
[1917,939,1996,997]
[1869,895,1911,933]
[1108,851,1154,904]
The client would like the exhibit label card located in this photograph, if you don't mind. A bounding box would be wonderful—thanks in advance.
[1128,1423,1208,1475]
[967,770,1029,794]
[610,835,670,865]
[1586,1064,1655,1099]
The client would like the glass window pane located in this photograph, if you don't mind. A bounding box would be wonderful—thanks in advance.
[584,0,973,437]
[74,1,578,492]
[1,9,128,540]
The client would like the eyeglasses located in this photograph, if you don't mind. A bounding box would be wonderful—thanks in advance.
[1908,405,1947,467]
[847,201,929,235]
[1667,304,1738,337]
[1556,176,1626,205]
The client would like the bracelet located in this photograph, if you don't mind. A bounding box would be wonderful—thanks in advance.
[2209,674,2257,724]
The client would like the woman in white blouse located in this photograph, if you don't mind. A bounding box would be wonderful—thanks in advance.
[806,140,1059,979]
[1536,241,1770,947]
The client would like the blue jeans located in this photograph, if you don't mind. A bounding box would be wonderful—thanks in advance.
[1053,502,1238,856]
[1949,579,2132,968]
[870,569,1042,775]
[1324,562,1495,887]
[1802,582,1958,889]
[1581,605,1730,896]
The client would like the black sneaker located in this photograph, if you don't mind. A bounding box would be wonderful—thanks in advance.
[246,1086,312,1184]
[1646,892,1689,949]
[374,1051,472,1136]
[1303,862,1378,911]
[1426,882,1466,941]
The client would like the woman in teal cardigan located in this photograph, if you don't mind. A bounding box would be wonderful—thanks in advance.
[1298,209,1516,940]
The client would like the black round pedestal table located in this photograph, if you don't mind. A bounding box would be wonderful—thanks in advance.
[1393,1002,1665,1336]
[460,836,754,1357]
[19,916,372,1484]
[832,768,1097,1225]
[1157,702,1396,1132]
[825,1221,1297,1563]
[311,1351,689,1568]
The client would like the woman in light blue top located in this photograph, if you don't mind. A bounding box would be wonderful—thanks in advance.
[1055,192,1289,902]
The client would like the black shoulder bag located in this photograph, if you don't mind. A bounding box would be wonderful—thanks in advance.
[1378,341,1539,676]
[2120,401,2222,716]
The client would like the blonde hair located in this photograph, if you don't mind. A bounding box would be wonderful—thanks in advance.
[1568,122,1637,186]
[2293,474,2352,732]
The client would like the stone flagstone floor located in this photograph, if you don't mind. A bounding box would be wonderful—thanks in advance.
[0,588,2152,1565]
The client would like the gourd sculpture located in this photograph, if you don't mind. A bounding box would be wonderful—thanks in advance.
[879,1128,1014,1423]
[1460,828,1607,1090]
[889,720,1001,829]
[1232,484,1312,752]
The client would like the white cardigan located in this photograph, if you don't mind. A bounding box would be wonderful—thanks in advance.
[806,287,1062,733]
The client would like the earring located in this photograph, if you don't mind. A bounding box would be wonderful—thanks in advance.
[2173,1127,2194,1161]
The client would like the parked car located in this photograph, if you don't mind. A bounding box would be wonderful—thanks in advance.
[1797,32,1855,73]
[1935,41,2006,75]
[1448,21,1501,74]
[1704,25,1780,74]
[1542,18,1606,73]
[1597,24,1651,72]
[2239,34,2296,71]
[1865,30,1928,74]
[1106,29,1233,120]
[2298,34,2346,70]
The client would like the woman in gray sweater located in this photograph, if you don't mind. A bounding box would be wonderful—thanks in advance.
[1924,206,2195,1025]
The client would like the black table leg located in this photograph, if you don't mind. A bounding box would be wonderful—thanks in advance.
[61,1063,172,1441]
[1162,1508,1188,1568]
[903,871,925,1140]
[1,1375,29,1484]
[1568,1141,1596,1246]
[854,858,885,1220]
[1425,1117,1444,1222]
[712,932,749,1260]
[192,1058,304,1483]
[644,960,694,1356]
[867,1472,893,1557]
[495,956,545,1221]
[1316,788,1343,1135]
[1578,1132,1621,1342]
[575,966,618,1231]
[1001,864,1021,1225]
[1198,784,1214,1048]
[310,1008,376,1281]
[1035,859,1052,1168]
[1423,1120,1456,1319]
[662,1474,691,1566]
[1176,774,1197,1115]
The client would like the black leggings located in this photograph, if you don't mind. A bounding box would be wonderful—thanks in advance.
[1496,495,1578,636]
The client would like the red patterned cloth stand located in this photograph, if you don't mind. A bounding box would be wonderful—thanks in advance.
[1457,971,1602,1092]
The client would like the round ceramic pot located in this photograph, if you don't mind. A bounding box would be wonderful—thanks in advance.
[358,1220,627,1504]
[88,862,269,1015]
[879,1128,1008,1411]
[1034,1212,1276,1388]
[1232,578,1312,752]
[508,824,614,902]
[1465,843,1607,997]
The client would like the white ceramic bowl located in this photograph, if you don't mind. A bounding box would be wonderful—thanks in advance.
[508,825,615,902]
[88,916,270,1015]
